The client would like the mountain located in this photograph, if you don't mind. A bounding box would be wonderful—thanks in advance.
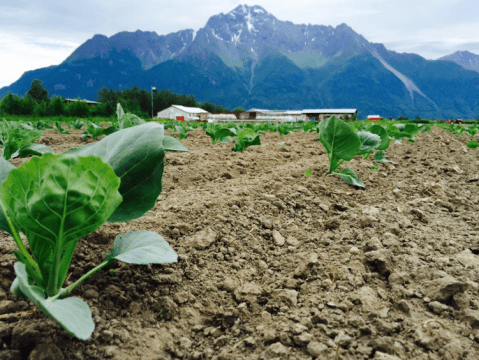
[2,4,479,119]
[438,51,479,74]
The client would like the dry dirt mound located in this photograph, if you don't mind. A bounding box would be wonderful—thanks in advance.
[1,126,479,360]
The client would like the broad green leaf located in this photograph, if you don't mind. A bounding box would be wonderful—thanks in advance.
[85,122,104,140]
[232,129,261,152]
[11,262,94,340]
[162,136,189,152]
[11,144,54,159]
[0,157,15,233]
[106,230,177,265]
[334,168,365,188]
[467,141,479,149]
[0,153,122,294]
[117,104,145,130]
[0,121,43,160]
[373,151,387,162]
[63,123,168,222]
[53,122,69,134]
[373,151,398,165]
[357,131,381,153]
[318,116,361,173]
[368,125,390,150]
[404,124,420,135]
[103,125,118,135]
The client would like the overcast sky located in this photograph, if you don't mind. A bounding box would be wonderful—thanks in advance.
[1,0,478,88]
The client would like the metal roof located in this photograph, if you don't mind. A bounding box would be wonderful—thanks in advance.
[302,109,357,114]
[171,105,209,113]
[247,108,357,114]
[65,98,99,104]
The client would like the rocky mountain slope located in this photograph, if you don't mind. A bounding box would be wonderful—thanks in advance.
[1,5,479,118]
[439,50,479,74]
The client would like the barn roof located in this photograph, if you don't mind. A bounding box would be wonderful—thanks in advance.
[172,105,209,113]
[302,109,357,114]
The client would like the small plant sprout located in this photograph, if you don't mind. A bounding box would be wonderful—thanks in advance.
[467,141,478,149]
[232,128,261,152]
[317,116,364,188]
[304,170,313,177]
[371,166,378,171]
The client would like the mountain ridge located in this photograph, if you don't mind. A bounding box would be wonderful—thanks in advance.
[1,4,479,119]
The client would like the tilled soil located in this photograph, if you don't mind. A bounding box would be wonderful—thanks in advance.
[1,125,479,360]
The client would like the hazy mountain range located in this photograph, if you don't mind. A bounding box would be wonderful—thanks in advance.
[1,4,479,119]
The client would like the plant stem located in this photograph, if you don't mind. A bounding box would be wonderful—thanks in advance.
[59,259,114,299]
[2,208,42,280]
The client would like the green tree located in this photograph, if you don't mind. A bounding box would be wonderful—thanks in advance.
[20,96,36,115]
[0,92,22,115]
[66,100,90,117]
[26,79,49,103]
[48,96,65,116]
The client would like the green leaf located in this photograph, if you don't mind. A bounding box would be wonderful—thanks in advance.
[63,123,169,222]
[232,129,261,152]
[11,262,94,340]
[404,124,420,135]
[373,151,398,165]
[117,104,145,130]
[162,136,189,152]
[467,141,479,149]
[11,144,54,159]
[333,168,364,188]
[357,131,381,154]
[0,121,43,160]
[106,230,177,265]
[0,153,122,295]
[318,116,361,173]
[373,151,387,162]
[0,157,15,233]
[368,125,390,150]
[85,122,104,140]
[304,170,312,177]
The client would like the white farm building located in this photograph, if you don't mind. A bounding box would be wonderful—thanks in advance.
[157,105,209,121]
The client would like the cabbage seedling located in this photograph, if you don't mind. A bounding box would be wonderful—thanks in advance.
[205,126,237,144]
[0,120,43,160]
[232,128,261,152]
[1,153,178,340]
[317,116,364,188]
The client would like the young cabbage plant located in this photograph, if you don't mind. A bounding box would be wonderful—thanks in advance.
[0,122,188,232]
[81,121,117,141]
[11,144,54,159]
[232,128,261,152]
[0,120,43,160]
[175,125,193,140]
[1,153,178,340]
[69,119,85,130]
[52,122,70,134]
[467,141,479,149]
[117,104,145,129]
[358,125,390,159]
[317,116,364,188]
[357,131,381,157]
[206,126,237,144]
[373,151,398,165]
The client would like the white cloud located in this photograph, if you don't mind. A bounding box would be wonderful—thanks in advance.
[0,33,79,89]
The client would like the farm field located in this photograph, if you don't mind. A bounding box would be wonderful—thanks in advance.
[1,122,479,359]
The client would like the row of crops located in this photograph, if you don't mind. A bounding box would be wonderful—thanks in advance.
[3,105,479,185]
[0,104,478,339]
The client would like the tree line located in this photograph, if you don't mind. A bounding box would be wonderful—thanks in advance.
[0,79,239,118]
